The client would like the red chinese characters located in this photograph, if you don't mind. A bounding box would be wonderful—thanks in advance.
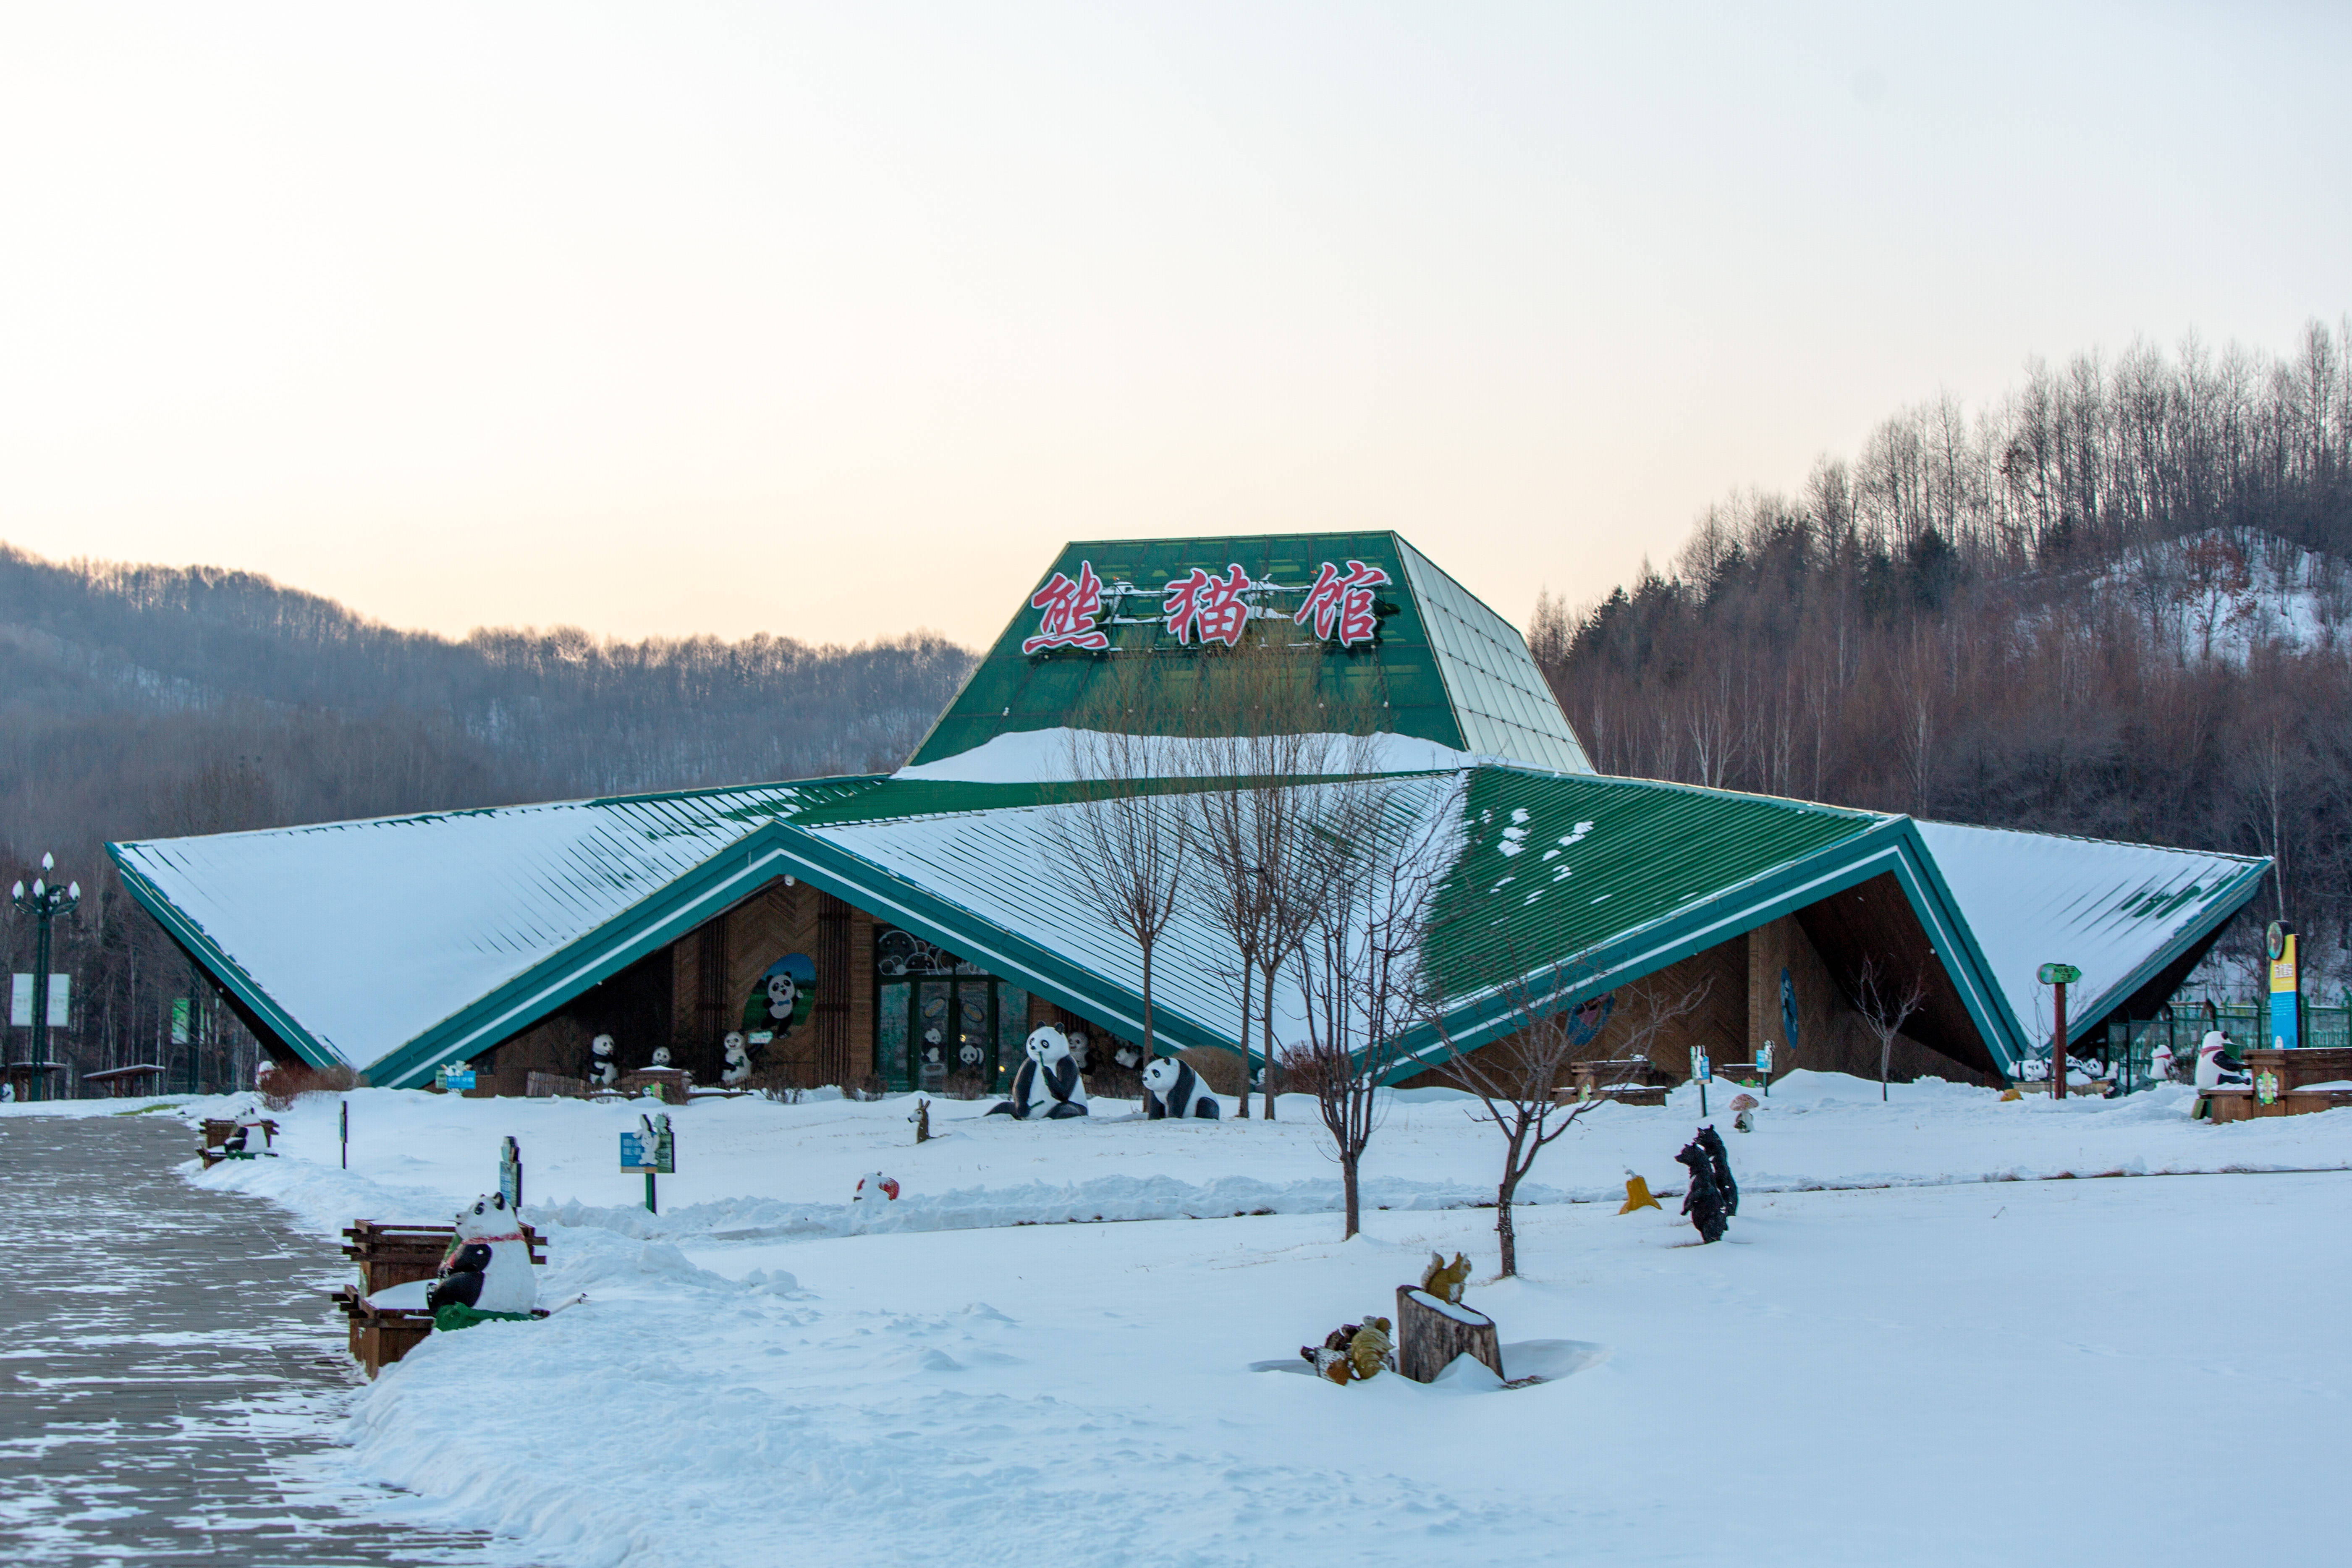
[1294,560,1391,645]
[1163,563,1252,647]
[1023,561,1109,654]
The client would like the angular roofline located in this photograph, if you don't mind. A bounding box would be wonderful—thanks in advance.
[108,774,890,853]
[1383,815,2029,1083]
[110,843,346,1072]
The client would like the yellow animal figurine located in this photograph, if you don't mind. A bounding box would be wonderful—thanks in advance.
[1419,1251,1472,1304]
[1619,1173,1663,1214]
[1347,1317,1392,1382]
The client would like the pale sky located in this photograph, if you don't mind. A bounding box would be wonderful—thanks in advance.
[3,3,2346,649]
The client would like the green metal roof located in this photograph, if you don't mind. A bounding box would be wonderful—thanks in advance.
[906,531,1592,774]
[109,777,884,1081]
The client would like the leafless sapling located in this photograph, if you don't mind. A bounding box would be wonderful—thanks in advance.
[1850,954,1927,1102]
[1280,772,1461,1238]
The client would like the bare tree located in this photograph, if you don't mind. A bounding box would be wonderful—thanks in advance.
[1041,673,1192,1065]
[1426,958,1601,1277]
[1850,955,1927,1101]
[1181,631,1377,1120]
[1607,969,1717,1075]
[1281,772,1462,1238]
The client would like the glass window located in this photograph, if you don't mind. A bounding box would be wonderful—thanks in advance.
[877,982,909,1086]
[917,981,952,1089]
[995,984,1028,1087]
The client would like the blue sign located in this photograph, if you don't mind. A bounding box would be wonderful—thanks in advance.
[437,1065,477,1092]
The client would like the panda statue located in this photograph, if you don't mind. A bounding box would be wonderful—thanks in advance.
[1142,1057,1221,1120]
[986,1026,1089,1120]
[426,1191,537,1315]
[650,1044,673,1069]
[587,1034,618,1090]
[720,1031,753,1088]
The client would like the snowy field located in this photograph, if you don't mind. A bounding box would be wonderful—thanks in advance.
[14,1076,2351,1566]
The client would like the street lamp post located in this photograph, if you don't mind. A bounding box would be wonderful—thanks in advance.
[12,853,80,1103]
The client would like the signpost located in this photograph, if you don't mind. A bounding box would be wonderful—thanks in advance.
[621,1114,674,1213]
[2038,963,2081,1099]
[435,1063,477,1094]
[1756,1039,1773,1099]
[499,1135,523,1209]
[2267,922,2302,1050]
[1689,1046,1712,1118]
[340,1099,349,1169]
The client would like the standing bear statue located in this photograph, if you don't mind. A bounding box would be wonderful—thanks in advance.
[986,1026,1089,1120]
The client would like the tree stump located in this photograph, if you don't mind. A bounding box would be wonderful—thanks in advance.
[1394,1286,1503,1383]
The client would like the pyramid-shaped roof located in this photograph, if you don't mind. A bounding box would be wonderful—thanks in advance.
[907,531,1592,774]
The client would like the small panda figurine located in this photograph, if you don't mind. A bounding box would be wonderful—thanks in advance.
[1142,1057,1220,1120]
[986,1026,1088,1120]
[1112,1040,1143,1071]
[720,1031,752,1088]
[426,1191,536,1315]
[650,1045,673,1069]
[587,1034,618,1089]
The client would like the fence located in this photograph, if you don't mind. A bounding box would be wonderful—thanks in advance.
[2100,1001,2349,1093]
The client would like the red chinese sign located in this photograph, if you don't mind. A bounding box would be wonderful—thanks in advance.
[1294,560,1391,645]
[1163,564,1253,647]
[1022,561,1109,654]
[1023,557,1392,655]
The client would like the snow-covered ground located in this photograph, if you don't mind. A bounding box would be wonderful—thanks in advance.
[14,1077,2349,1566]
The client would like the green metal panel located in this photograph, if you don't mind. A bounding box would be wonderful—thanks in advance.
[1422,769,1881,992]
[906,532,1590,773]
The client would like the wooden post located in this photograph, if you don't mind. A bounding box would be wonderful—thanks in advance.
[2053,979,2068,1101]
[1393,1286,1503,1383]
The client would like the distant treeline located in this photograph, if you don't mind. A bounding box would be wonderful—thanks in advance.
[0,545,973,1089]
[1535,319,2352,989]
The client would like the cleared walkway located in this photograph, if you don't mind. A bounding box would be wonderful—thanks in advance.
[0,1112,526,1564]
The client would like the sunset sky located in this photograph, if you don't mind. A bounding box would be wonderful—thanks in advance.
[3,2,2346,649]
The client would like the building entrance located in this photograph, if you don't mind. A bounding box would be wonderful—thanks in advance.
[873,925,1029,1092]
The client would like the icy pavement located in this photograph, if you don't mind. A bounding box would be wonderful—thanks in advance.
[0,1113,533,1565]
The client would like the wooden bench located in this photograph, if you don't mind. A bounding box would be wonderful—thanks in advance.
[619,1067,694,1103]
[197,1117,280,1167]
[1558,1058,1670,1108]
[332,1220,550,1377]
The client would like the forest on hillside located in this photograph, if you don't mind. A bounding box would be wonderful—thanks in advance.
[0,547,972,1090]
[1534,319,2352,987]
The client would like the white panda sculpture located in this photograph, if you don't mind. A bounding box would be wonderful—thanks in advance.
[1143,1057,1221,1120]
[720,1031,753,1088]
[588,1034,618,1089]
[426,1191,536,1316]
[986,1026,1089,1120]
[650,1044,673,1068]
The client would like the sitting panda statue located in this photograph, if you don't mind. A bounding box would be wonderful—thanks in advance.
[426,1191,536,1315]
[720,1031,753,1088]
[650,1045,673,1069]
[587,1034,618,1090]
[1142,1057,1221,1120]
[986,1026,1089,1120]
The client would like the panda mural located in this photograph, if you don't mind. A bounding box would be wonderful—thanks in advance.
[425,1191,537,1316]
[986,1026,1089,1119]
[1142,1057,1221,1120]
[743,953,817,1043]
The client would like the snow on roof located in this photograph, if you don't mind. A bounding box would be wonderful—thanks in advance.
[804,772,1473,1051]
[111,782,867,1072]
[891,727,1491,784]
[1915,820,2268,1046]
